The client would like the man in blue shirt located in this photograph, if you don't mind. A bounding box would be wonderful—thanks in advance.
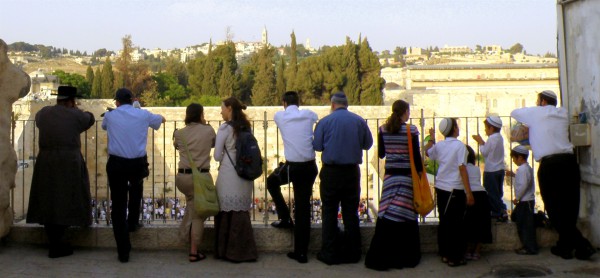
[313,92,373,265]
[102,88,165,263]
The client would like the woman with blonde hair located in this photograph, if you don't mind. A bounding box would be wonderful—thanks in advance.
[173,103,215,262]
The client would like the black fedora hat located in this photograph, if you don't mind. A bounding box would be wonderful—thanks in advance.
[53,86,83,100]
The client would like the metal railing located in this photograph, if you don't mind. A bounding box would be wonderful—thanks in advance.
[10,112,536,226]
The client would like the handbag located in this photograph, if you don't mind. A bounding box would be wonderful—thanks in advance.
[406,124,434,217]
[180,133,220,219]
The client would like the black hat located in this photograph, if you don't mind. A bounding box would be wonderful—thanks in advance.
[54,86,82,100]
[114,88,133,101]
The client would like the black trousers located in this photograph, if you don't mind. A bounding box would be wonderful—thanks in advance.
[538,153,592,253]
[436,188,467,263]
[44,224,68,249]
[319,164,361,263]
[267,160,318,255]
[511,200,538,253]
[106,155,148,255]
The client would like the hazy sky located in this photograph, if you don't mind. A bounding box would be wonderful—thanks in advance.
[1,0,557,55]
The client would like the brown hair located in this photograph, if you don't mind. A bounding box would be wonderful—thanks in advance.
[223,97,251,136]
[384,100,409,134]
[184,103,203,125]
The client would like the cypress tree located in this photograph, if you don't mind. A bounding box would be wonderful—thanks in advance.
[91,67,102,98]
[342,37,360,105]
[276,56,286,100]
[201,41,218,96]
[86,65,94,85]
[251,46,276,106]
[101,57,114,99]
[285,31,298,91]
[358,38,384,105]
[218,61,235,98]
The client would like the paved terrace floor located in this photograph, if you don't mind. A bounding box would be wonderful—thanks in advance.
[0,242,599,278]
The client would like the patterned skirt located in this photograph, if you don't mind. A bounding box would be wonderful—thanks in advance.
[378,174,417,222]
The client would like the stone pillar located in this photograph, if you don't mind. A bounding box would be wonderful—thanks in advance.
[0,39,31,238]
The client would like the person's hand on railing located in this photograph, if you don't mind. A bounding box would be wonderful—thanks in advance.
[472,134,485,145]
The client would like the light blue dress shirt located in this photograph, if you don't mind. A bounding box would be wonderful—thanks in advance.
[102,104,163,159]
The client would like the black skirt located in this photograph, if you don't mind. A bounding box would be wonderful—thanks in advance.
[365,217,421,270]
[465,191,493,244]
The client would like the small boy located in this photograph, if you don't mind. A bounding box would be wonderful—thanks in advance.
[506,145,538,255]
[472,116,507,222]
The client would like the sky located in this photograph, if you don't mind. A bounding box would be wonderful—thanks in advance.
[0,0,558,55]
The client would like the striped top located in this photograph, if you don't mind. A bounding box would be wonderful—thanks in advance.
[377,124,423,222]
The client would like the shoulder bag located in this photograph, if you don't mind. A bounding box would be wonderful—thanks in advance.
[406,124,434,217]
[180,132,220,218]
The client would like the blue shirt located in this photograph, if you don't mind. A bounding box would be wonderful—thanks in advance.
[313,108,373,165]
[101,104,163,158]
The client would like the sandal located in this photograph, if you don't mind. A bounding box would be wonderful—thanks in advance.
[441,256,449,263]
[447,259,466,267]
[189,252,206,262]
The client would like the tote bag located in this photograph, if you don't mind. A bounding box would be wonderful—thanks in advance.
[406,124,434,217]
[180,134,220,218]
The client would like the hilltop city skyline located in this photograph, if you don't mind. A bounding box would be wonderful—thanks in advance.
[1,0,557,56]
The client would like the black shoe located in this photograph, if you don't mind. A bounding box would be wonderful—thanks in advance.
[271,220,294,229]
[48,246,73,258]
[316,252,338,265]
[551,246,574,260]
[574,245,597,260]
[118,253,129,263]
[287,252,308,263]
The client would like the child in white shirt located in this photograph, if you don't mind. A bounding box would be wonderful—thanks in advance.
[464,145,492,261]
[506,145,538,255]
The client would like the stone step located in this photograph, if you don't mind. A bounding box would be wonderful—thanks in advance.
[6,221,564,253]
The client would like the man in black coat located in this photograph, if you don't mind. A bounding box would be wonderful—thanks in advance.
[27,86,95,258]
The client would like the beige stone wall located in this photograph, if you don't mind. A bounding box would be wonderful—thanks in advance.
[11,101,390,218]
[11,92,552,218]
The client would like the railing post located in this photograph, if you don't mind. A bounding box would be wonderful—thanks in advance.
[263,111,269,226]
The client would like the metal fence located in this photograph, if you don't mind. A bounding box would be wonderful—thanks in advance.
[10,113,536,226]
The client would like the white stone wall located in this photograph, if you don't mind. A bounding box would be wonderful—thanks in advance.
[558,0,600,245]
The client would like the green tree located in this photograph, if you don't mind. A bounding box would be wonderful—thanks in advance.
[251,46,277,105]
[201,41,219,96]
[275,56,286,99]
[101,57,114,98]
[54,70,91,97]
[115,35,134,88]
[218,64,235,98]
[358,38,384,105]
[186,53,206,99]
[86,65,94,86]
[342,37,360,104]
[508,43,524,54]
[91,67,102,98]
[285,31,298,91]
[165,56,188,87]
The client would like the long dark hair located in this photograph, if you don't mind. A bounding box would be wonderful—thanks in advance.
[384,100,409,133]
[184,103,203,125]
[223,97,251,136]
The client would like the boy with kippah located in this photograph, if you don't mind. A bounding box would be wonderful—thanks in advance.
[506,145,538,255]
[472,116,507,222]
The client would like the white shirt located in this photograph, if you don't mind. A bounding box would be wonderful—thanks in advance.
[274,105,318,162]
[102,104,163,158]
[514,162,535,202]
[427,137,468,191]
[479,132,505,172]
[466,163,485,192]
[511,106,573,161]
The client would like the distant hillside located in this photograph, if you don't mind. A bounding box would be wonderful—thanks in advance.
[23,58,89,76]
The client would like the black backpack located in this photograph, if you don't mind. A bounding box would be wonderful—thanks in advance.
[224,125,263,181]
